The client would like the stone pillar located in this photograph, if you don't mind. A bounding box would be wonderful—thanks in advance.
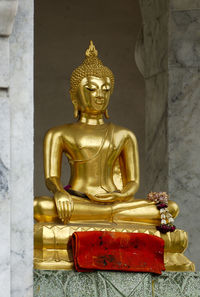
[168,0,200,270]
[139,0,169,193]
[139,0,200,269]
[0,0,33,296]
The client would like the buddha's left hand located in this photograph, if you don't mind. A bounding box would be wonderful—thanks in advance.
[87,181,138,202]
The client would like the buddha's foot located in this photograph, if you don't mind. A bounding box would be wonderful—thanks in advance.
[34,222,195,271]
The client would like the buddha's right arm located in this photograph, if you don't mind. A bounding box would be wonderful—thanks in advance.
[45,177,65,194]
[43,129,65,194]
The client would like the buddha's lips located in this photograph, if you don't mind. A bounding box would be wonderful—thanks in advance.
[95,98,105,105]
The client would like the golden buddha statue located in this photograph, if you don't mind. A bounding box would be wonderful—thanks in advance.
[34,41,195,271]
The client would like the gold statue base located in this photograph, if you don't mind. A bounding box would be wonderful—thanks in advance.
[34,222,195,272]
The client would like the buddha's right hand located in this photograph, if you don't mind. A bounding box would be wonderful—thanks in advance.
[54,191,73,223]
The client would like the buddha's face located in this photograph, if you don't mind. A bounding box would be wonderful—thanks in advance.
[76,76,111,114]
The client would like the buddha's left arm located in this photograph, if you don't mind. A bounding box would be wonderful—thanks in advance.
[93,131,139,202]
[120,132,140,197]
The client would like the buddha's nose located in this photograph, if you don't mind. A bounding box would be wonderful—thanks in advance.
[96,89,104,98]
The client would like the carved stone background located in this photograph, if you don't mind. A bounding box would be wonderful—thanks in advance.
[34,270,200,297]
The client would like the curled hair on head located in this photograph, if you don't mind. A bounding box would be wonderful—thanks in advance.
[70,41,115,100]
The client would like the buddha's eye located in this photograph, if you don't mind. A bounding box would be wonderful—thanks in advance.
[102,85,111,92]
[86,86,96,92]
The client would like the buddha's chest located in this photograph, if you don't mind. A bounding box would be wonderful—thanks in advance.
[65,128,121,162]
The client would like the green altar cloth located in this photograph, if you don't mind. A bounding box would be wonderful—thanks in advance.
[34,270,200,297]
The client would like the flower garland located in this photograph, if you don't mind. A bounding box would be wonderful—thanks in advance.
[147,192,176,234]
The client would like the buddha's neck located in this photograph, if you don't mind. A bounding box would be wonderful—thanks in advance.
[79,112,105,125]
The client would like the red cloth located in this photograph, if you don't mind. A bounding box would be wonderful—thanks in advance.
[72,231,165,274]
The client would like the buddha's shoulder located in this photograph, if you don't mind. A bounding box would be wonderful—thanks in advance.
[111,123,137,141]
[45,123,76,138]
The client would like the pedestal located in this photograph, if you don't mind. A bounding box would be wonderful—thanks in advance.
[34,223,195,272]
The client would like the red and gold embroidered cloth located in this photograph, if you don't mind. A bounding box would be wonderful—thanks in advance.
[72,231,165,274]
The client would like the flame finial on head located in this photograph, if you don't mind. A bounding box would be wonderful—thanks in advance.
[85,40,98,58]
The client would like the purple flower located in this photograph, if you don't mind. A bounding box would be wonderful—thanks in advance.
[64,184,71,191]
[156,225,168,234]
[157,203,168,210]
[170,225,176,232]
[156,224,176,234]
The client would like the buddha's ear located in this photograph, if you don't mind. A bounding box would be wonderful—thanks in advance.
[69,89,74,101]
[104,109,109,119]
[69,89,79,119]
[72,100,79,119]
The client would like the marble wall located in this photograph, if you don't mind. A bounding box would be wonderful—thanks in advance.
[0,96,10,296]
[0,0,33,296]
[140,0,200,269]
[0,2,17,296]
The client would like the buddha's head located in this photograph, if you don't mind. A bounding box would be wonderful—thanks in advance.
[70,41,114,118]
